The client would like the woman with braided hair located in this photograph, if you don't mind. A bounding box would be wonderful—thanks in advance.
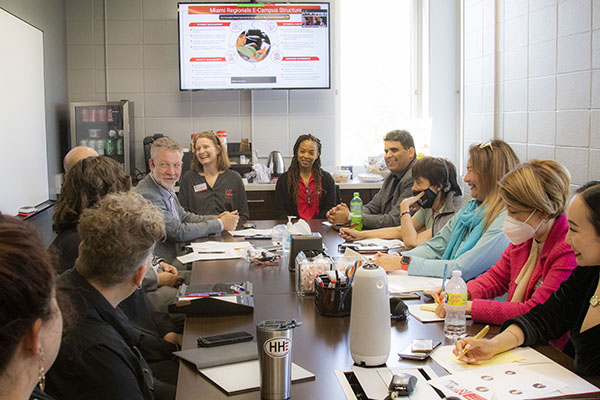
[274,134,336,220]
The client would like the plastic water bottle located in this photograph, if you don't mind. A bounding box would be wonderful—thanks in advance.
[350,192,363,231]
[444,270,467,341]
[282,216,294,254]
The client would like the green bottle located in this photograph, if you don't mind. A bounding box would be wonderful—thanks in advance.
[350,192,363,231]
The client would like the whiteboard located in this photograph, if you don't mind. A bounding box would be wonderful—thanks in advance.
[0,8,49,216]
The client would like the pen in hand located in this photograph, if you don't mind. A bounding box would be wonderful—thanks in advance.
[456,325,490,359]
[441,263,448,292]
[433,291,445,305]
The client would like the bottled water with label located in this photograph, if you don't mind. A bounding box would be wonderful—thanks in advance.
[444,270,467,341]
[350,192,363,231]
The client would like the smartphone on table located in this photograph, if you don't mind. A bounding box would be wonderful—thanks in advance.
[398,340,441,360]
[197,331,253,347]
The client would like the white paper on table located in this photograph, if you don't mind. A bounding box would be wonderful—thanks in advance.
[387,270,443,293]
[187,241,253,251]
[431,345,551,374]
[354,238,405,249]
[518,358,599,397]
[198,360,314,395]
[177,250,245,264]
[228,228,273,237]
[177,294,240,303]
[407,304,471,323]
[428,364,570,400]
[350,365,440,400]
[341,247,370,263]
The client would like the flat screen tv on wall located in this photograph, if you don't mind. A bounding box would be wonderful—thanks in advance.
[178,2,330,90]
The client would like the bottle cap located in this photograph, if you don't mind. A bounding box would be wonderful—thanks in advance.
[452,270,462,276]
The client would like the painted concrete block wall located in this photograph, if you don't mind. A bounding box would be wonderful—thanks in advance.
[464,0,600,186]
[65,0,338,173]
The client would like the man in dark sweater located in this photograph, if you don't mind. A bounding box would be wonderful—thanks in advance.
[326,130,416,229]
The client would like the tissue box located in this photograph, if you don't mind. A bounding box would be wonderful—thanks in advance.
[289,233,322,271]
[295,250,332,297]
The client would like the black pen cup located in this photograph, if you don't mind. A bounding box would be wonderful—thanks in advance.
[314,278,352,317]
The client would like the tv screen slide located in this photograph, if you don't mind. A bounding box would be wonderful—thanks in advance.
[178,2,330,90]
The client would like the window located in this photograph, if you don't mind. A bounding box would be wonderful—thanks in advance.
[339,0,430,165]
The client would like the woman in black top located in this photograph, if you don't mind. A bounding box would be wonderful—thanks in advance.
[0,216,62,400]
[454,180,600,375]
[51,156,132,274]
[179,131,249,226]
[275,134,336,220]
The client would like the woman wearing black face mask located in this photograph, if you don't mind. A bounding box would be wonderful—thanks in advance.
[340,157,463,249]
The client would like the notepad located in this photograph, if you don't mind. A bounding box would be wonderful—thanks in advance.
[174,341,258,369]
[408,304,472,323]
[198,360,315,395]
[431,345,533,373]
[419,303,437,312]
[387,271,443,294]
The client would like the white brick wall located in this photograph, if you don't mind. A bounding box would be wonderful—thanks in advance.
[463,0,600,187]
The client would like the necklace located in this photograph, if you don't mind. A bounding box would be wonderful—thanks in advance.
[590,295,600,307]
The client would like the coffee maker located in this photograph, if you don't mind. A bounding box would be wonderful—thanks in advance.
[267,151,285,178]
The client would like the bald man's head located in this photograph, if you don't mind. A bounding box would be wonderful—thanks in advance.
[64,146,98,173]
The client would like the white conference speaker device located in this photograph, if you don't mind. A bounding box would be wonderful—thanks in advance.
[349,263,390,366]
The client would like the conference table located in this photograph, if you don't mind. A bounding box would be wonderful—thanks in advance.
[175,220,600,400]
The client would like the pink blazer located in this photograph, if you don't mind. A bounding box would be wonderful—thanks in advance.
[467,214,577,327]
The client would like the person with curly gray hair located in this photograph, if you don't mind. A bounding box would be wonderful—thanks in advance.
[47,192,176,400]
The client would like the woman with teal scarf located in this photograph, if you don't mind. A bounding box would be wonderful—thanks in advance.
[374,140,520,281]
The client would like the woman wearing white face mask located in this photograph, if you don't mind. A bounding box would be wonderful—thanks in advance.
[434,160,576,344]
[454,180,600,375]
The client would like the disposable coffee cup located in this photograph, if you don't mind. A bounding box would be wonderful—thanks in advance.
[256,319,301,400]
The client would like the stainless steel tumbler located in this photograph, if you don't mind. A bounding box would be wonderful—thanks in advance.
[256,320,301,400]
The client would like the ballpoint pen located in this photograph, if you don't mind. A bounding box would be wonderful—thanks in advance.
[457,325,490,359]
[183,292,226,297]
[441,263,448,292]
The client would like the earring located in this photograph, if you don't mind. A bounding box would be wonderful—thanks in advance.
[38,353,46,392]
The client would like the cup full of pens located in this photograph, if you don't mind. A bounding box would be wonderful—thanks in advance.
[314,268,354,317]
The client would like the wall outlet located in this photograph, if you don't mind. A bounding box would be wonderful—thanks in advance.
[55,173,64,194]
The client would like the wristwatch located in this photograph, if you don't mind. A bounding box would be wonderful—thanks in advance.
[400,255,411,271]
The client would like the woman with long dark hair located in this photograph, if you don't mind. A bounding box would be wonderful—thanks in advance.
[0,216,62,400]
[274,134,336,220]
[51,156,131,274]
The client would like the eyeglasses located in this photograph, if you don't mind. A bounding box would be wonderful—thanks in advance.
[479,141,494,151]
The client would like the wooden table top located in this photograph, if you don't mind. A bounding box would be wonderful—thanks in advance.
[175,220,600,400]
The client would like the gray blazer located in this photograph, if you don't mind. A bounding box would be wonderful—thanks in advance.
[135,174,222,262]
[362,159,415,229]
